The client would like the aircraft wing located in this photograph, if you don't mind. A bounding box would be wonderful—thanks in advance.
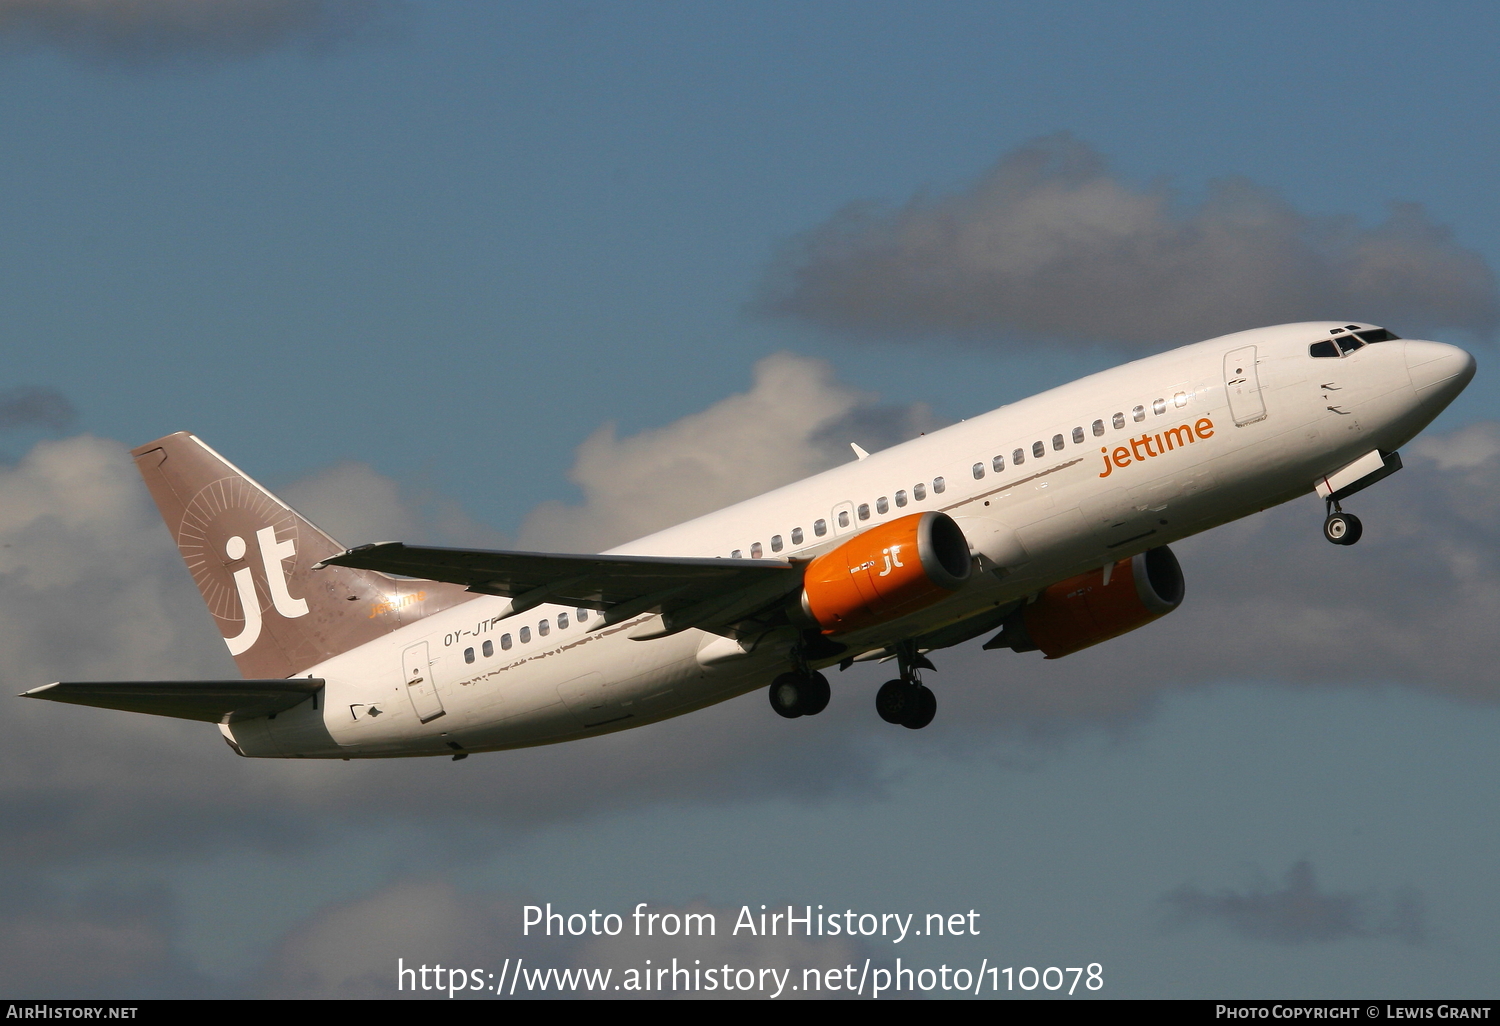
[317,543,803,638]
[20,679,324,723]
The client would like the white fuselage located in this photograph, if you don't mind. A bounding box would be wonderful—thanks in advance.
[226,323,1474,758]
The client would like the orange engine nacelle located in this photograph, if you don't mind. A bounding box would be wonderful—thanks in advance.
[798,512,971,634]
[998,546,1184,659]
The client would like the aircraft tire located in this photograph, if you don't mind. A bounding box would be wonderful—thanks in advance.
[876,679,919,724]
[1323,512,1362,545]
[801,671,831,716]
[902,685,937,729]
[768,673,805,718]
[1340,513,1363,545]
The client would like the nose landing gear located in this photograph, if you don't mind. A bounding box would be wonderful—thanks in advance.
[875,640,937,730]
[1323,499,1363,546]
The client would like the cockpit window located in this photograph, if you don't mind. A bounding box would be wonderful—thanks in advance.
[1309,340,1338,358]
[1336,335,1363,354]
[1355,328,1400,343]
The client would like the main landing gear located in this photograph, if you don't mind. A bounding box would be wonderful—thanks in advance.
[768,669,830,719]
[875,640,937,730]
[1322,499,1363,546]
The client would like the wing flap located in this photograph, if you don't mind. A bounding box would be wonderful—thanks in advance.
[20,679,323,723]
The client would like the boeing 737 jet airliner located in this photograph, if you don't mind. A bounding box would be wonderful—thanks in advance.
[23,322,1476,758]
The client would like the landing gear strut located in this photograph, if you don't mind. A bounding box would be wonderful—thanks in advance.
[875,640,937,730]
[1322,498,1363,546]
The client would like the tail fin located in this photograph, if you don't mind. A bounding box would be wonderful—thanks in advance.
[132,432,477,679]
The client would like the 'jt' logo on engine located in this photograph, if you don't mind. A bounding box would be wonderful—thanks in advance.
[222,526,308,655]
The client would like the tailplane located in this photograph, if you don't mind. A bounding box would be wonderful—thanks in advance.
[132,432,475,678]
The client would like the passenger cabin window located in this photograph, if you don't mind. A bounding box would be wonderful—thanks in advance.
[1152,398,1166,415]
[577,608,588,623]
[482,640,494,657]
[1174,392,1188,408]
[894,491,907,508]
[838,510,850,528]
[1012,447,1025,465]
[1113,412,1125,430]
[876,496,889,514]
[857,504,870,520]
[464,647,475,664]
[1051,434,1064,451]
[501,633,513,650]
[932,477,946,494]
[1072,426,1084,444]
[1032,441,1044,459]
[1132,406,1145,422]
[814,519,828,536]
[538,619,550,637]
[972,463,985,480]
[791,527,804,544]
[771,535,783,552]
[913,483,926,501]
[751,542,762,558]
[992,455,1005,473]
[1092,419,1104,436]
[558,612,569,629]
[519,627,531,644]
[731,549,742,559]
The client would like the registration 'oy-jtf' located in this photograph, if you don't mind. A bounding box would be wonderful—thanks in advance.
[23,322,1474,755]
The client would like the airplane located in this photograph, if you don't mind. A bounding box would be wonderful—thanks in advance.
[21,322,1475,759]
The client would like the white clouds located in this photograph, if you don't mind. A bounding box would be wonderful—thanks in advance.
[279,460,507,550]
[261,882,870,999]
[516,352,939,552]
[757,134,1498,350]
[3,373,1500,995]
[0,0,388,65]
[1409,420,1500,471]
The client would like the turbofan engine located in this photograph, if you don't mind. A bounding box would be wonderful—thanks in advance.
[989,546,1184,658]
[796,512,971,634]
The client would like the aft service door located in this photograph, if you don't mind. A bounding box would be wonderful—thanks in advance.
[402,641,446,724]
[1224,346,1267,426]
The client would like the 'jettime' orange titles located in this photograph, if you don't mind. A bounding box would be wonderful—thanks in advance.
[1099,418,1215,478]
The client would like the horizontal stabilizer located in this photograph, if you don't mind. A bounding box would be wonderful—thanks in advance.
[20,679,323,723]
[319,543,797,619]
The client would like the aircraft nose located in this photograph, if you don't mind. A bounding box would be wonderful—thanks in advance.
[1405,340,1477,405]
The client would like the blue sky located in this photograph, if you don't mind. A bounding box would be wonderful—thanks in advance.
[2,0,1499,998]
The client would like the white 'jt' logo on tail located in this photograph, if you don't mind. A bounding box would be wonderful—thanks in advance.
[222,526,309,655]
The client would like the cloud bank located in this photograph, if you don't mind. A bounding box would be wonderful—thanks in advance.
[261,882,870,999]
[0,0,388,65]
[757,134,1499,350]
[516,352,940,552]
[1159,860,1424,946]
[2,364,1498,993]
[0,386,75,433]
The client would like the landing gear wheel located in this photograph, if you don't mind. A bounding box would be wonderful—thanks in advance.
[769,673,805,719]
[801,672,830,716]
[902,685,936,729]
[1323,512,1363,545]
[769,671,831,719]
[876,679,920,725]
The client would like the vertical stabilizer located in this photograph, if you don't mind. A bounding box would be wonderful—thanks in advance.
[132,432,476,679]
